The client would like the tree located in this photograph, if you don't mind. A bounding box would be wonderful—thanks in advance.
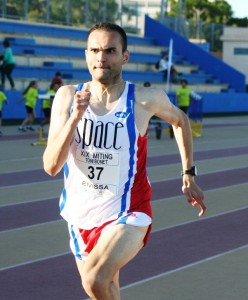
[1,0,119,27]
[164,0,235,51]
[227,17,248,27]
[167,0,233,24]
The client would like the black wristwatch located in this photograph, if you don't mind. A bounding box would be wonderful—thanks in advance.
[181,166,197,176]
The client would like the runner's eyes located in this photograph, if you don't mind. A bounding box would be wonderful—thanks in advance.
[105,49,116,54]
[90,49,116,54]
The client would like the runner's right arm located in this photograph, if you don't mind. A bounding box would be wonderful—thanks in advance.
[43,85,91,176]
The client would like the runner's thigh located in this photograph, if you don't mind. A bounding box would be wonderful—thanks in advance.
[83,224,149,277]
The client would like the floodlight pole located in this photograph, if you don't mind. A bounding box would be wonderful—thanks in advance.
[103,0,107,22]
[24,0,28,19]
[119,0,123,27]
[46,0,50,23]
[160,0,165,23]
[2,0,6,17]
[66,0,70,25]
[85,0,89,27]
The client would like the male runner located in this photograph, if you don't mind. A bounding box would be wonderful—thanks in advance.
[43,23,206,300]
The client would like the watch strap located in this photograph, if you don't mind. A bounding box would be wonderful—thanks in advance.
[181,166,197,176]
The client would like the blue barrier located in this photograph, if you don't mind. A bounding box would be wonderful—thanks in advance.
[201,92,248,113]
[2,89,248,121]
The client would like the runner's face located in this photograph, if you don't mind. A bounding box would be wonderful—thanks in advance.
[85,30,129,83]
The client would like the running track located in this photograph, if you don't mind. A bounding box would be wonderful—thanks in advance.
[0,117,248,300]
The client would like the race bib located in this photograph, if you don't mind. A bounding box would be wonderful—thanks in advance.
[75,148,120,196]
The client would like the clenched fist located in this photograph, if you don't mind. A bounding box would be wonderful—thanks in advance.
[72,84,91,120]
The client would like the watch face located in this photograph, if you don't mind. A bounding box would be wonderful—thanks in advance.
[186,166,197,176]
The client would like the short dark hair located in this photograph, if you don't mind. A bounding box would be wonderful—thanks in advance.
[144,81,151,87]
[3,39,10,47]
[87,23,127,53]
[181,79,188,85]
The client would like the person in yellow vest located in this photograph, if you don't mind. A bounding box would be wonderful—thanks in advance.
[40,82,59,128]
[176,79,191,114]
[17,80,38,132]
[0,84,7,135]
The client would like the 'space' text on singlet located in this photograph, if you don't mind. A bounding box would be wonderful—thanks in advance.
[59,82,152,229]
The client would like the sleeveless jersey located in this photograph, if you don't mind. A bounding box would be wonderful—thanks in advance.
[59,82,152,229]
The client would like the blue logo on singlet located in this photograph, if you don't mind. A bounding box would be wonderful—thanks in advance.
[115,112,129,118]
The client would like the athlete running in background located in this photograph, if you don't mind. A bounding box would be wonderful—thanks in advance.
[17,80,38,132]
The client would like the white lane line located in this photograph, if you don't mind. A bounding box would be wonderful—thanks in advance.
[0,178,62,190]
[0,251,70,272]
[0,196,59,208]
[154,181,248,198]
[152,205,248,233]
[148,165,248,183]
[0,219,64,234]
[0,179,247,211]
[120,244,248,290]
[0,157,41,163]
[1,206,248,270]
[1,199,247,235]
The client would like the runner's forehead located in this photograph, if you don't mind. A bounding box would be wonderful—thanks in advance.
[87,30,123,49]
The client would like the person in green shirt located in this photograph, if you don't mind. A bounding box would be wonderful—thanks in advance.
[176,79,191,114]
[0,84,7,135]
[168,79,191,139]
[17,80,38,132]
[40,82,59,128]
[0,39,16,90]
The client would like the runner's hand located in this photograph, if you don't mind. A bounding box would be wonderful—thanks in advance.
[72,83,91,121]
[182,176,206,217]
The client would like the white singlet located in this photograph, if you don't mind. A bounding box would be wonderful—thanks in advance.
[59,82,152,229]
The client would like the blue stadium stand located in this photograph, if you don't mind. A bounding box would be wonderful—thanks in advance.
[8,38,218,85]
[0,17,248,118]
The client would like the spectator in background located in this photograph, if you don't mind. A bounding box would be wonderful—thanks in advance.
[17,80,38,132]
[176,79,191,114]
[40,82,59,129]
[158,54,179,83]
[0,39,16,90]
[51,72,64,87]
[143,81,151,87]
[0,84,8,135]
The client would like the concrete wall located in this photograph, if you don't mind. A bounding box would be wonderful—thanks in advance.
[221,27,248,84]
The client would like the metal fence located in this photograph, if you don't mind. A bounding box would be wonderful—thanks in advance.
[0,0,139,28]
[161,16,224,51]
[0,0,223,51]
